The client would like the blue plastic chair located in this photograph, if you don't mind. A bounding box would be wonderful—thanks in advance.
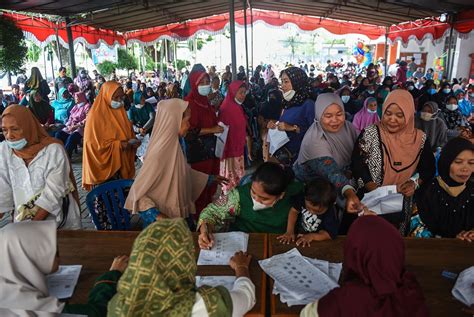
[86,179,133,230]
[239,174,253,186]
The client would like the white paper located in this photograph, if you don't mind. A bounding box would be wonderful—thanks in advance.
[267,127,289,156]
[361,185,403,215]
[214,122,229,159]
[259,248,339,306]
[46,265,82,299]
[196,276,236,291]
[197,232,249,265]
[145,96,158,104]
[452,266,474,307]
[136,133,150,162]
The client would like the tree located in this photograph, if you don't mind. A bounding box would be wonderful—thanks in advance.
[281,34,304,61]
[0,16,28,79]
[97,61,116,77]
[26,42,41,63]
[117,48,137,70]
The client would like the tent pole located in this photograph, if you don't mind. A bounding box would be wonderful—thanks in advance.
[384,27,389,78]
[446,23,454,80]
[65,17,76,78]
[54,26,63,67]
[250,0,254,72]
[229,0,237,80]
[154,42,158,71]
[243,0,249,81]
[174,40,178,73]
[160,39,165,82]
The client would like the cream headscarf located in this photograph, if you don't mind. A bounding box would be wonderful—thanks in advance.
[124,98,208,218]
[0,221,64,313]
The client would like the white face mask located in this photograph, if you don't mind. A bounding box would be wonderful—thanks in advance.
[135,103,144,109]
[443,88,451,94]
[6,138,28,150]
[282,89,296,101]
[234,97,243,105]
[341,95,350,103]
[251,197,271,211]
[367,90,375,94]
[446,103,458,111]
[111,100,124,109]
[408,86,414,91]
[367,109,377,114]
[198,85,211,96]
[420,112,434,121]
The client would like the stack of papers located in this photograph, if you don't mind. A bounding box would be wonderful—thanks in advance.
[267,127,290,155]
[215,122,229,159]
[259,248,341,306]
[46,265,82,299]
[361,185,403,215]
[196,276,236,291]
[452,266,474,307]
[145,96,158,104]
[197,232,249,265]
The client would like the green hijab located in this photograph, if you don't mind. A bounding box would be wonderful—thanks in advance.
[107,219,232,317]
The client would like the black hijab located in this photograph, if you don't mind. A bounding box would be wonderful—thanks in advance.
[280,67,312,109]
[438,137,473,186]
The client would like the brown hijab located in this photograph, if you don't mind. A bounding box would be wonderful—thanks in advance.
[2,105,60,163]
[82,81,135,190]
[124,98,208,218]
[378,90,424,186]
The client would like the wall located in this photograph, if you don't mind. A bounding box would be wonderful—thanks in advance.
[451,30,474,80]
[399,38,443,73]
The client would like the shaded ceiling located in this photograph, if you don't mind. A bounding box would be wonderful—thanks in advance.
[2,0,474,32]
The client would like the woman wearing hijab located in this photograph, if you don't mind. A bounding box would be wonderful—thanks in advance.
[338,86,361,121]
[0,221,128,315]
[184,70,224,216]
[301,216,429,317]
[54,92,91,158]
[294,93,361,214]
[417,80,437,111]
[434,82,453,109]
[128,94,155,135]
[108,218,256,316]
[82,81,138,192]
[439,95,471,139]
[25,67,51,101]
[0,105,81,229]
[352,97,380,134]
[411,138,474,239]
[454,89,473,118]
[351,90,436,234]
[218,81,248,194]
[51,87,75,125]
[133,82,147,105]
[125,98,225,227]
[183,63,206,98]
[27,89,54,125]
[74,69,95,102]
[267,67,315,165]
[415,101,448,151]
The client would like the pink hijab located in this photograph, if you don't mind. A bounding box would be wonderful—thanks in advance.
[352,97,380,134]
[218,80,247,159]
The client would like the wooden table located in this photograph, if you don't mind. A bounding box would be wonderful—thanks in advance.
[269,234,474,317]
[58,231,267,317]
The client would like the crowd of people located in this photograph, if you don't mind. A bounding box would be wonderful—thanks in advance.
[0,56,473,316]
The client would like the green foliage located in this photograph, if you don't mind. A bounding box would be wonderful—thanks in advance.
[97,61,116,77]
[0,16,28,73]
[176,59,190,70]
[27,42,41,63]
[323,38,345,45]
[117,48,137,70]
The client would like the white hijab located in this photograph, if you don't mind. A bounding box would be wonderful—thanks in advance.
[297,93,357,167]
[0,221,64,313]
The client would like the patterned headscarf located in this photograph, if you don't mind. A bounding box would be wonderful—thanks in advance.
[280,67,312,109]
[108,219,232,317]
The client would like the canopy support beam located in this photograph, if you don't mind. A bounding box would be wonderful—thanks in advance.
[65,17,76,78]
[243,0,249,81]
[229,0,237,80]
[384,27,389,77]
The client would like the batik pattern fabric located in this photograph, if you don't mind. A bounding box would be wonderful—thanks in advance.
[220,156,245,195]
[197,189,241,232]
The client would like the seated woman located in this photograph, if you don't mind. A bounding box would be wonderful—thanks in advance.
[54,92,91,158]
[352,97,379,135]
[27,89,54,126]
[294,93,361,214]
[133,83,147,105]
[0,105,81,229]
[0,221,127,315]
[51,87,75,125]
[300,216,429,317]
[266,67,315,165]
[128,94,155,135]
[454,89,473,119]
[439,95,471,139]
[351,90,436,235]
[124,98,225,227]
[198,162,304,248]
[108,219,256,317]
[338,86,360,122]
[411,137,473,239]
[415,101,448,151]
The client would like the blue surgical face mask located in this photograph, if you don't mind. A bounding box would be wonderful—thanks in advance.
[110,100,124,109]
[428,88,436,95]
[443,88,451,94]
[6,138,28,150]
[198,85,211,96]
[341,95,350,103]
[367,90,375,94]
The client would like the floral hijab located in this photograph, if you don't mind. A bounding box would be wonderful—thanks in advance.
[280,67,312,109]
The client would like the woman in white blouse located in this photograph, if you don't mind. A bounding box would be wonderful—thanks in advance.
[108,218,256,317]
[0,105,81,229]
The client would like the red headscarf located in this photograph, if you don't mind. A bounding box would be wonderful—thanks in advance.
[184,71,217,131]
[184,71,210,109]
[318,216,429,317]
[218,80,247,159]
